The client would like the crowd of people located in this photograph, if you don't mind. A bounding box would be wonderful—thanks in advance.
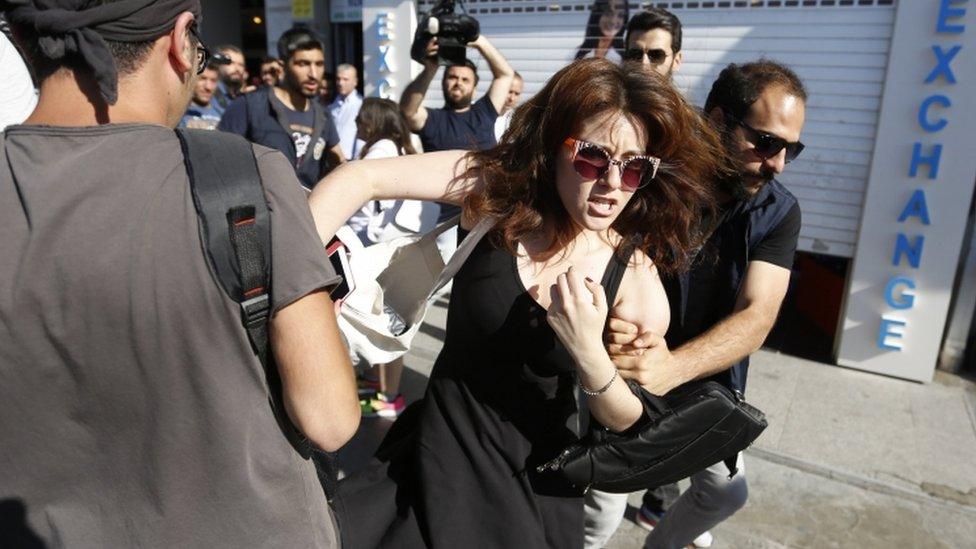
[0,1,806,548]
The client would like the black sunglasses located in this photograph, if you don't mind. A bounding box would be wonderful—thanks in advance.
[736,119,805,163]
[622,47,669,65]
[188,26,210,75]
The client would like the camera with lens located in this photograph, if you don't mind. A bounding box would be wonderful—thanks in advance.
[411,0,480,66]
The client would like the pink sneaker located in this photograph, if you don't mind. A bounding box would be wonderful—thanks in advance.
[362,392,406,418]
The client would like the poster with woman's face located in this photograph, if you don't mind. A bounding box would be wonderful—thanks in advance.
[575,0,630,62]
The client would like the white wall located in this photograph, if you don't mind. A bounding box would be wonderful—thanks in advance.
[416,0,897,258]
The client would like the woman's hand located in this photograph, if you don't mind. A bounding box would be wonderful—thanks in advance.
[548,266,645,432]
[547,266,608,366]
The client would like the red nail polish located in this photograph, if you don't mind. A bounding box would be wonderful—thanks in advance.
[585,277,594,282]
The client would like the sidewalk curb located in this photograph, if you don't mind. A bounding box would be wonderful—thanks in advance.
[746,447,976,517]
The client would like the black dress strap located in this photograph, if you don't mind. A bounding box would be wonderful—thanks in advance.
[600,243,635,306]
[574,242,636,437]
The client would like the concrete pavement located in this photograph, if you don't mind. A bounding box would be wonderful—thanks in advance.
[340,297,976,547]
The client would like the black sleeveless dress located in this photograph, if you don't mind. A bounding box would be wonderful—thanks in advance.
[337,235,633,549]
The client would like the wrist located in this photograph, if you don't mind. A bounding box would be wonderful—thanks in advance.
[665,352,693,387]
[574,348,613,376]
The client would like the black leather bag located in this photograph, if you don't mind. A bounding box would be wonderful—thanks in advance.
[538,381,767,493]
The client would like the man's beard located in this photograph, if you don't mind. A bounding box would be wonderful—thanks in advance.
[718,174,752,201]
[444,90,474,110]
[719,124,773,200]
[285,74,318,99]
[221,74,243,93]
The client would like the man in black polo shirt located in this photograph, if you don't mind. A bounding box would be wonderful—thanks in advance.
[219,26,344,190]
[601,60,807,549]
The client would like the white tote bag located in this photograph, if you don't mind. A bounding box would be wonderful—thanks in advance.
[335,215,495,364]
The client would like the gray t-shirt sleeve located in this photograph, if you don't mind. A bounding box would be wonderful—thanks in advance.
[254,146,341,314]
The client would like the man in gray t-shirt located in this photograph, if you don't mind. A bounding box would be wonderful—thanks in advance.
[0,3,359,546]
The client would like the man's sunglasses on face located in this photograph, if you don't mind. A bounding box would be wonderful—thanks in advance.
[736,119,805,164]
[622,47,669,65]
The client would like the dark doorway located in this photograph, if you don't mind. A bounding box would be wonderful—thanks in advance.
[765,252,850,364]
[331,22,365,96]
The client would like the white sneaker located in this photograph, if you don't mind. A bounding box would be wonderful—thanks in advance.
[692,530,713,548]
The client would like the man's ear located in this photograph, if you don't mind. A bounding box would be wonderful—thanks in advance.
[672,50,683,73]
[168,12,197,76]
[707,106,724,127]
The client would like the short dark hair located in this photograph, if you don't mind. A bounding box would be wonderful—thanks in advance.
[276,26,324,62]
[444,59,479,84]
[261,55,280,65]
[216,44,243,57]
[11,20,156,82]
[626,7,682,53]
[704,59,808,122]
[203,59,222,73]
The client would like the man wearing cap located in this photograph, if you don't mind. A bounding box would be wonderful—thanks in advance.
[0,1,359,546]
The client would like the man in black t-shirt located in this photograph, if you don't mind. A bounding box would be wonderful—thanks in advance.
[219,27,344,190]
[600,61,807,549]
[400,35,514,152]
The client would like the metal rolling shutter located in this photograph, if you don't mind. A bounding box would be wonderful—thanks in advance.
[416,0,896,258]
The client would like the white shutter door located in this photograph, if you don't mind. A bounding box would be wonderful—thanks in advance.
[416,0,897,258]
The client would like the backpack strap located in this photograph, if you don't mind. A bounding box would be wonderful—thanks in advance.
[174,129,272,353]
[174,128,317,461]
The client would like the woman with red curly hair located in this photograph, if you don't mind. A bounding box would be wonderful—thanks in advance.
[309,58,730,548]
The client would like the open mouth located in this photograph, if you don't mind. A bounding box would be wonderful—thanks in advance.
[588,196,618,216]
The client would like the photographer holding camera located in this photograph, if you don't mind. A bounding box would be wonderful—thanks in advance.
[400,32,514,155]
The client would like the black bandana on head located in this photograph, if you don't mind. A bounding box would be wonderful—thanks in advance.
[2,0,201,104]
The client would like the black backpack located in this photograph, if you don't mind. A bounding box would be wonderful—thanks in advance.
[174,128,340,500]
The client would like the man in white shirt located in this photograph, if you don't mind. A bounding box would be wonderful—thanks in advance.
[328,64,363,160]
[493,71,523,142]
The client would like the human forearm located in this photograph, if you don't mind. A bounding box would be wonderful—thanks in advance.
[271,291,360,452]
[472,36,514,113]
[308,150,475,243]
[671,305,776,383]
[308,162,377,243]
[400,65,438,118]
[471,35,514,79]
[577,352,644,433]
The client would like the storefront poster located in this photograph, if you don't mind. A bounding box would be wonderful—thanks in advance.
[573,0,628,62]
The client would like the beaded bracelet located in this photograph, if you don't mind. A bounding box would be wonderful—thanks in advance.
[579,368,619,397]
